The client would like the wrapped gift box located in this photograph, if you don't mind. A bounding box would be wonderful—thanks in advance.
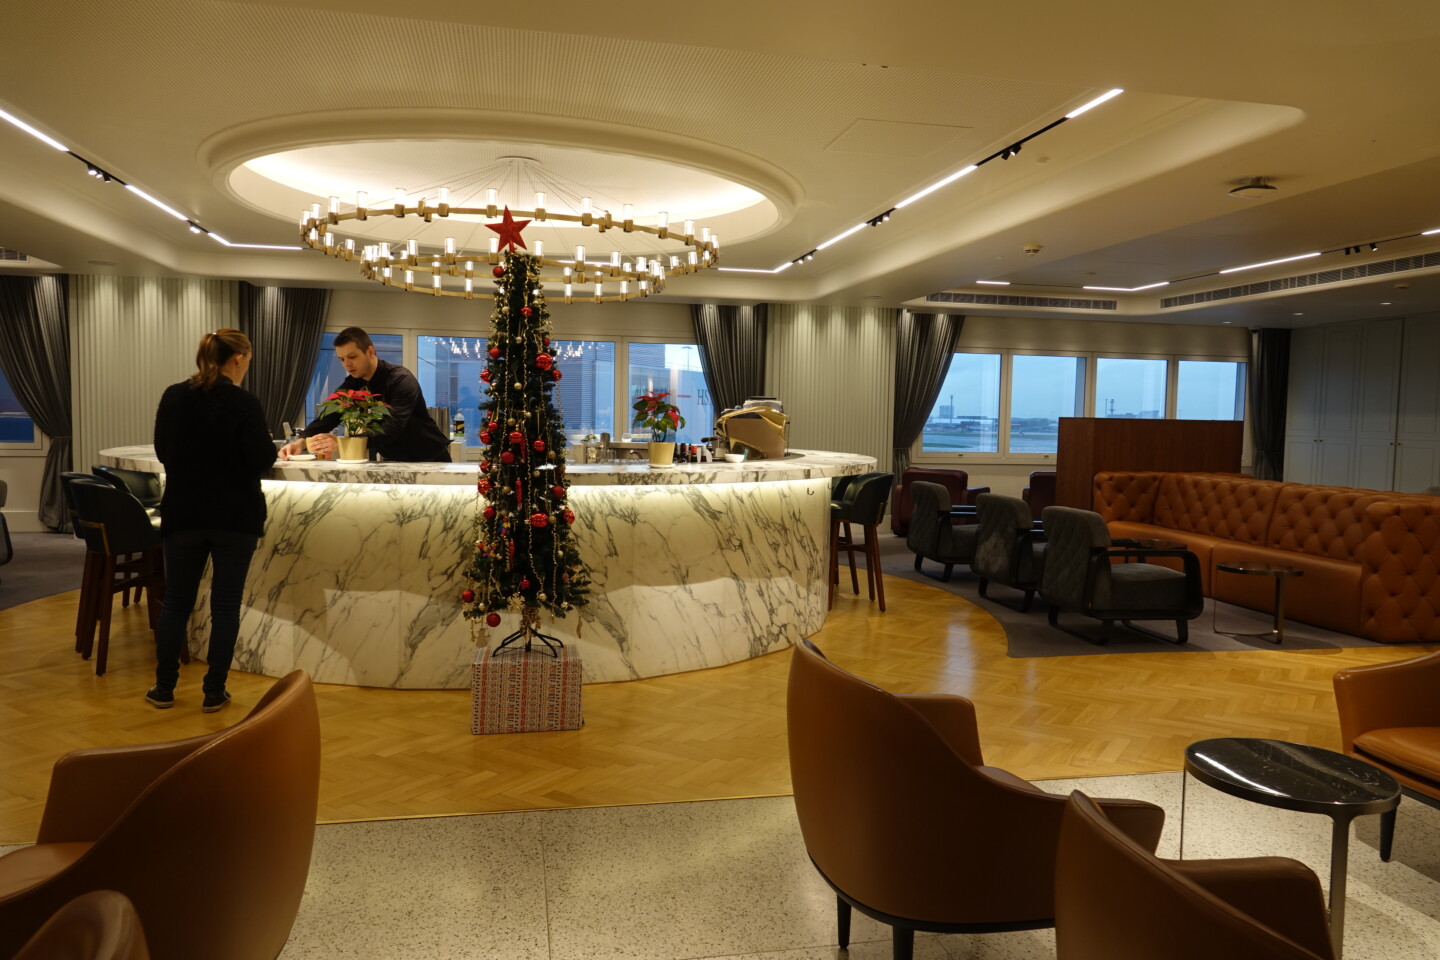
[471,642,584,734]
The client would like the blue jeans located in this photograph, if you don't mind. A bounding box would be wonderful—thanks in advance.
[155,529,259,696]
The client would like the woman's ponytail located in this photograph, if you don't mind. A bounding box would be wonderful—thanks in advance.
[188,328,252,389]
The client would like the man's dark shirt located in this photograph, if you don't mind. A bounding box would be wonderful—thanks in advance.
[304,358,452,462]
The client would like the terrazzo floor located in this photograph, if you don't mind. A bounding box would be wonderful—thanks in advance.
[274,771,1440,960]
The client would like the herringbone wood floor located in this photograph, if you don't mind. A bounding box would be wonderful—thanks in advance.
[1,579,1431,843]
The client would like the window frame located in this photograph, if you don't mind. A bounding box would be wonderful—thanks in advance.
[912,348,1249,467]
[0,366,45,456]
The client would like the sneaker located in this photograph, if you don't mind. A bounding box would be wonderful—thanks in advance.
[145,686,175,709]
[201,690,232,714]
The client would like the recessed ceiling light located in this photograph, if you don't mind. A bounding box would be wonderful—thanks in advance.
[1381,301,1392,305]
[1228,177,1277,200]
[87,260,117,266]
[1293,312,1304,316]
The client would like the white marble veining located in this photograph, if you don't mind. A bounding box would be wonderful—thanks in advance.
[101,446,875,687]
[102,445,873,486]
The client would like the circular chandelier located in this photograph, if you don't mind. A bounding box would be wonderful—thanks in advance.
[298,190,720,303]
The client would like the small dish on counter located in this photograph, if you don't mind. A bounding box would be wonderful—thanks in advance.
[723,453,745,463]
[287,454,316,461]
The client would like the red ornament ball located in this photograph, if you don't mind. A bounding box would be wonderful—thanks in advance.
[479,433,492,446]
[543,336,550,346]
[562,508,576,525]
[461,589,475,603]
[508,430,524,445]
[488,346,501,359]
[483,506,495,520]
[485,612,501,627]
[488,421,498,431]
[480,460,490,472]
[550,369,563,381]
[535,353,553,370]
[477,478,491,494]
[479,369,492,383]
[532,439,546,452]
[500,451,514,464]
[519,578,532,590]
[529,512,549,528]
[492,265,505,278]
[520,306,533,317]
[552,484,565,498]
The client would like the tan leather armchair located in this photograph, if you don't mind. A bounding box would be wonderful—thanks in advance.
[0,671,321,960]
[1333,649,1440,860]
[787,640,1165,960]
[1056,791,1334,960]
[12,890,149,960]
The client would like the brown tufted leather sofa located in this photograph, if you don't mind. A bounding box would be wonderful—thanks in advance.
[1092,471,1440,644]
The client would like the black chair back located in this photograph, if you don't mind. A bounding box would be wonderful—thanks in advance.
[70,480,161,557]
[833,473,894,526]
[92,465,162,508]
[61,472,106,548]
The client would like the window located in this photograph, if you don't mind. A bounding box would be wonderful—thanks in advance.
[626,342,712,445]
[0,368,37,446]
[1009,355,1085,454]
[1177,360,1246,420]
[922,352,1001,453]
[914,350,1247,462]
[301,332,404,429]
[1095,358,1166,419]
[417,335,485,447]
[551,340,617,439]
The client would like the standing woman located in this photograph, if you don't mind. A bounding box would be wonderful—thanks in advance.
[148,328,276,712]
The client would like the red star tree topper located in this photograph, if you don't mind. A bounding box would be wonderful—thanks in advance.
[485,206,532,252]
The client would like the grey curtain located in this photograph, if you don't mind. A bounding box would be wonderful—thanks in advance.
[892,311,965,475]
[237,282,330,436]
[691,303,768,413]
[1248,327,1291,481]
[0,275,72,531]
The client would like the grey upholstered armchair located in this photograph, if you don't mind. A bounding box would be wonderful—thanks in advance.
[906,480,978,581]
[1039,506,1203,644]
[973,493,1045,611]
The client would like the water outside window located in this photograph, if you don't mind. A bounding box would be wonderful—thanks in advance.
[626,343,711,446]
[1009,355,1085,454]
[922,353,1001,452]
[1096,358,1167,419]
[0,369,35,443]
[1177,360,1246,420]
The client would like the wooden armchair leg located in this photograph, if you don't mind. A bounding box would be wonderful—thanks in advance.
[836,897,851,949]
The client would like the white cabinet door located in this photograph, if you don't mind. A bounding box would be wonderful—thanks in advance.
[1354,439,1396,491]
[1398,316,1440,442]
[1316,437,1355,487]
[1357,319,1401,440]
[1319,323,1362,436]
[1394,442,1440,493]
[1284,436,1318,484]
[1286,327,1325,437]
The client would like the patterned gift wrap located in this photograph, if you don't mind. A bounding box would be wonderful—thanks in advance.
[471,643,584,734]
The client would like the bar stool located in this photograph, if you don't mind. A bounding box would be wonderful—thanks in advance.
[69,478,169,676]
[92,464,161,606]
[829,472,895,612]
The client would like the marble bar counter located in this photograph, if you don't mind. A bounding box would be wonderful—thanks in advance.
[101,446,875,688]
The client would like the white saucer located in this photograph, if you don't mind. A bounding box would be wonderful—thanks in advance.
[287,454,316,461]
[337,458,369,464]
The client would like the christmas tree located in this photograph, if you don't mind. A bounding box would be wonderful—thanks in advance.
[462,228,591,651]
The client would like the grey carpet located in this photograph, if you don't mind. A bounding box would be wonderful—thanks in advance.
[0,531,87,610]
[867,531,1383,657]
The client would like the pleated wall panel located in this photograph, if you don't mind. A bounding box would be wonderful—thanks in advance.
[71,276,237,471]
[765,304,896,474]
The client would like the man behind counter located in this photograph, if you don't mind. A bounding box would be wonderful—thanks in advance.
[280,326,453,462]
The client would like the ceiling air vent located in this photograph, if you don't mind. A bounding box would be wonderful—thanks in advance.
[927,291,1117,310]
[1162,251,1440,308]
[0,248,30,262]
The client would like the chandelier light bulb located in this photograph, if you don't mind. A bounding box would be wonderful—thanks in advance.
[658,211,669,229]
[486,188,497,207]
[489,237,499,255]
[575,244,586,264]
[535,240,544,258]
[444,237,455,255]
[438,187,449,206]
[683,219,695,237]
[581,197,592,215]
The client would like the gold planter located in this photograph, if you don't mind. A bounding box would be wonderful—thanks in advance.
[336,435,369,461]
[647,441,675,466]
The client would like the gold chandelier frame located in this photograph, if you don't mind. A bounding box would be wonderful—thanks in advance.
[299,197,719,303]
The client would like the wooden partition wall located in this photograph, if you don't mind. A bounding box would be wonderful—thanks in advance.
[1055,418,1245,509]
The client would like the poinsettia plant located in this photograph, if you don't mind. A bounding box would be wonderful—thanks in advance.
[317,388,391,435]
[632,390,685,441]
